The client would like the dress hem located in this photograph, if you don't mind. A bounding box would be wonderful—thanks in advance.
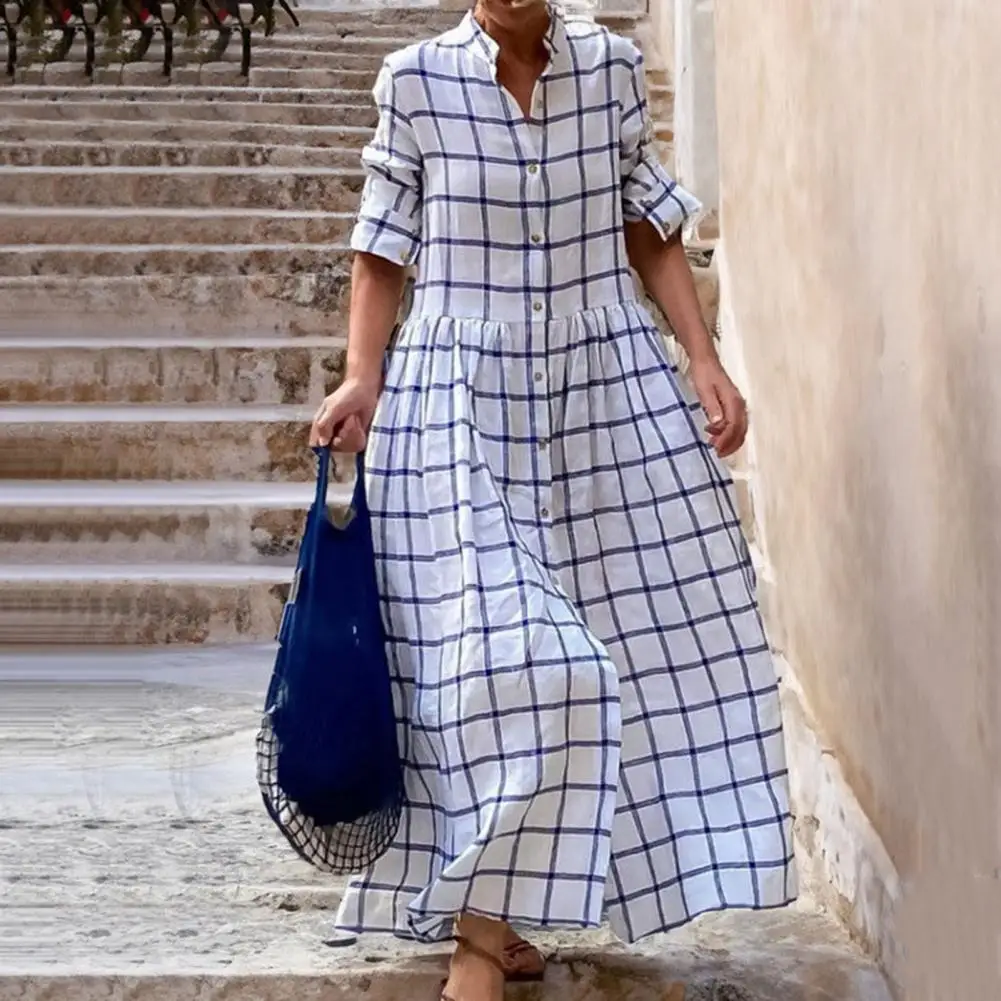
[333,890,800,945]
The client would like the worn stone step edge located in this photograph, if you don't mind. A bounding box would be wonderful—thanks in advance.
[0,241,352,257]
[0,479,335,507]
[0,168,365,210]
[0,164,361,176]
[0,906,893,1001]
[0,339,345,406]
[0,245,354,277]
[0,483,342,563]
[0,102,378,127]
[0,563,295,583]
[0,970,703,1001]
[0,141,365,168]
[11,64,380,86]
[0,273,351,337]
[0,207,356,244]
[0,333,345,347]
[0,207,354,219]
[0,139,362,153]
[36,43,389,64]
[0,406,328,480]
[0,582,286,645]
[0,402,312,422]
[0,120,373,143]
[2,241,352,249]
[1,85,371,102]
[0,639,277,672]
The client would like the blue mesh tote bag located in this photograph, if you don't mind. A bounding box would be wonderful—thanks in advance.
[256,448,403,873]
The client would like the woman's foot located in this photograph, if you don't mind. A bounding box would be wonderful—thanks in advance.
[501,927,546,981]
[441,915,506,1001]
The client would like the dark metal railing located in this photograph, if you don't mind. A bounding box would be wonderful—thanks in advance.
[3,0,300,78]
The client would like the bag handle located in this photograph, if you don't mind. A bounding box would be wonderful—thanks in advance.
[311,447,369,520]
[299,448,369,599]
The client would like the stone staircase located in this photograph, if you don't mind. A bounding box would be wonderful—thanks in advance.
[0,2,674,649]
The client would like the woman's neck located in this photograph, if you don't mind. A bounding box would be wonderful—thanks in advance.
[474,2,550,64]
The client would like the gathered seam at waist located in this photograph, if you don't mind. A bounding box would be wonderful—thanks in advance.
[403,299,644,326]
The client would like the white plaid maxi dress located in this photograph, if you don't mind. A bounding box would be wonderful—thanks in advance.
[334,5,796,944]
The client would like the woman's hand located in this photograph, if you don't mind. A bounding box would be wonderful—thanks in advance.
[309,375,381,452]
[689,357,748,458]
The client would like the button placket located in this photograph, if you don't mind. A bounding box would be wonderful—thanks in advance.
[531,354,554,549]
[526,157,545,318]
[524,110,551,542]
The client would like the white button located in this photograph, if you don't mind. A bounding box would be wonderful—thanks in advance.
[534,371,544,383]
[531,233,542,245]
[540,507,550,519]
[533,301,543,313]
[527,162,539,175]
[538,438,548,450]
[398,250,408,263]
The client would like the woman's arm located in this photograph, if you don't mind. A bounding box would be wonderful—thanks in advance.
[625,220,748,458]
[625,221,716,366]
[345,252,407,383]
[309,251,406,451]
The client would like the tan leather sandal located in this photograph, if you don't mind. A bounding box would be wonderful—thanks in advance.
[440,936,506,1001]
[500,937,546,982]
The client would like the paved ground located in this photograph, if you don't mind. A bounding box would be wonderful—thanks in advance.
[0,646,892,1000]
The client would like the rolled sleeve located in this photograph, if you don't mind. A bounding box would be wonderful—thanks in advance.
[351,61,423,267]
[620,45,702,240]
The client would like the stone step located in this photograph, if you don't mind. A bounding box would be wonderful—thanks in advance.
[253,31,418,54]
[0,206,355,244]
[0,334,344,404]
[0,403,322,481]
[0,84,371,106]
[0,165,364,210]
[9,59,380,89]
[287,8,641,34]
[256,27,647,55]
[0,479,356,563]
[0,273,349,335]
[0,139,362,168]
[287,8,643,37]
[173,65,378,91]
[0,119,373,147]
[648,82,674,113]
[0,563,290,645]
[217,46,386,70]
[247,36,399,58]
[0,242,353,277]
[285,8,460,32]
[51,41,390,71]
[0,98,376,127]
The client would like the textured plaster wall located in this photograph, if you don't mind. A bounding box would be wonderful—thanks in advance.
[713,2,1001,998]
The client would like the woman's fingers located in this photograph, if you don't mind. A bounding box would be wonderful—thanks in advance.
[332,414,367,453]
[310,396,345,447]
[713,392,748,457]
[713,423,742,457]
[700,385,727,435]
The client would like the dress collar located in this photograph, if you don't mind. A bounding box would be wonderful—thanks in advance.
[456,2,569,75]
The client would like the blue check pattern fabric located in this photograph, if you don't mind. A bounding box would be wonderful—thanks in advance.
[336,3,796,944]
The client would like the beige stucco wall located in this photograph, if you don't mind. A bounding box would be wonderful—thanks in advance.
[713,2,1001,998]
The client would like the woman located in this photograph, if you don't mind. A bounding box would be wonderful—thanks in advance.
[310,2,796,998]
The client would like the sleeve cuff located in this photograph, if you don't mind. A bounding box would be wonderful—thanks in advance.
[350,209,421,267]
[623,157,704,240]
